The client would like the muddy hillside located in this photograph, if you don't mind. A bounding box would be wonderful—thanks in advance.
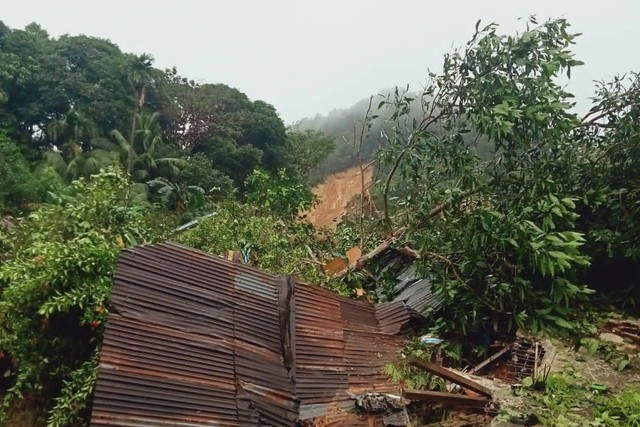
[306,166,373,229]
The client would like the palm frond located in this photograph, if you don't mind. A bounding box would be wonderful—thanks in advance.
[91,137,119,152]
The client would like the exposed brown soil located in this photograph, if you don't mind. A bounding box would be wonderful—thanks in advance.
[306,166,373,229]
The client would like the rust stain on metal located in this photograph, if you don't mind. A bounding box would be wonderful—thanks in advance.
[91,242,413,426]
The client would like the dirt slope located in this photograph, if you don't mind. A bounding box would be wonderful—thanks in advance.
[306,166,373,229]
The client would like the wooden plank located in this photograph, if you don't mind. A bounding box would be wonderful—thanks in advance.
[469,346,510,374]
[402,389,489,408]
[407,356,492,397]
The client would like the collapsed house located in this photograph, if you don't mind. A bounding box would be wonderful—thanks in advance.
[90,242,431,426]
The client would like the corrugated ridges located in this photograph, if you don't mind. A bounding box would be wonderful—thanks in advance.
[91,242,408,426]
[375,300,412,335]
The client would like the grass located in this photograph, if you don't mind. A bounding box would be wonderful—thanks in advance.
[513,370,640,427]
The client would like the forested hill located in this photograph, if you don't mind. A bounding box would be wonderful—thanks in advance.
[294,95,390,180]
[0,21,335,215]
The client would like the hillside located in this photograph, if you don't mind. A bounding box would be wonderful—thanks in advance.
[306,165,373,229]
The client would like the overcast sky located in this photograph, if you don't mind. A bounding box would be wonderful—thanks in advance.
[3,0,639,123]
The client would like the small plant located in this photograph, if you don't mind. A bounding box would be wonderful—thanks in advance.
[384,339,448,391]
[580,337,633,371]
[519,371,593,426]
[594,388,640,427]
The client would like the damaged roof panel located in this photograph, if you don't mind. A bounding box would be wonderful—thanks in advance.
[91,242,415,426]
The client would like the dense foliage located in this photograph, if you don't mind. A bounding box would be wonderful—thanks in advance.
[0,168,164,425]
[363,18,640,343]
[0,19,335,425]
[0,20,326,216]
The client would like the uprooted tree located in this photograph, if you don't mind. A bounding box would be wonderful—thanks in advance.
[352,17,640,341]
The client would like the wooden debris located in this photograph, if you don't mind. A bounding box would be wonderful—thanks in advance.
[324,256,348,275]
[402,389,489,409]
[407,356,492,397]
[304,244,322,265]
[338,227,407,277]
[469,346,510,374]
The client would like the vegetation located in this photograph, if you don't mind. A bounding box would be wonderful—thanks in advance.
[349,18,640,344]
[0,168,164,425]
[510,369,640,426]
[0,15,639,427]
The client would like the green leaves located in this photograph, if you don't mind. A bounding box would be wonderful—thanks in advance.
[245,169,315,219]
[369,17,604,339]
[0,167,161,425]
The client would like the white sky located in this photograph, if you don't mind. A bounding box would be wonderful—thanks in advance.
[3,0,639,123]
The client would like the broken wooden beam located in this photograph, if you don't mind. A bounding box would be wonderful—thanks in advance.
[402,389,490,409]
[407,356,492,397]
[470,346,510,374]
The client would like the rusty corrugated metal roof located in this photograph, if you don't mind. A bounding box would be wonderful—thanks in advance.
[91,242,411,426]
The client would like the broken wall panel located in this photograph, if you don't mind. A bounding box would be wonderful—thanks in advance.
[91,242,413,426]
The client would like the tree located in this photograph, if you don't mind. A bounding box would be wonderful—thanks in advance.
[0,131,46,212]
[102,111,185,181]
[0,167,162,426]
[53,35,131,137]
[125,53,155,174]
[366,17,594,339]
[286,129,335,180]
[44,148,116,182]
[0,23,133,151]
[158,74,253,153]
[177,153,235,198]
[47,108,97,153]
[577,73,640,307]
[148,177,205,214]
[245,169,315,218]
[240,100,289,170]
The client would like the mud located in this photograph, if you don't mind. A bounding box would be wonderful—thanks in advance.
[306,166,373,229]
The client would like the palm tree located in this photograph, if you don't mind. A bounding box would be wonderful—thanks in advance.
[44,148,117,181]
[48,109,97,157]
[95,111,185,182]
[127,53,155,173]
[148,177,204,213]
[45,109,116,181]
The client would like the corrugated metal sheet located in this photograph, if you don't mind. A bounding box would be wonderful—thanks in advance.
[375,301,412,335]
[394,265,442,314]
[374,252,442,317]
[91,242,410,426]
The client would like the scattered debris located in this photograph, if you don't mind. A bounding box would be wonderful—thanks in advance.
[91,242,415,426]
[0,216,16,229]
[352,392,404,414]
[346,246,362,266]
[402,389,490,409]
[420,334,443,345]
[351,392,411,425]
[483,338,546,385]
[172,212,216,232]
[470,346,510,375]
[324,255,348,274]
[604,319,640,346]
[225,249,242,262]
[507,413,540,426]
[323,246,364,275]
[407,356,493,398]
[383,410,411,427]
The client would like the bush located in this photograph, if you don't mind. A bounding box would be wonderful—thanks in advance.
[0,167,163,426]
